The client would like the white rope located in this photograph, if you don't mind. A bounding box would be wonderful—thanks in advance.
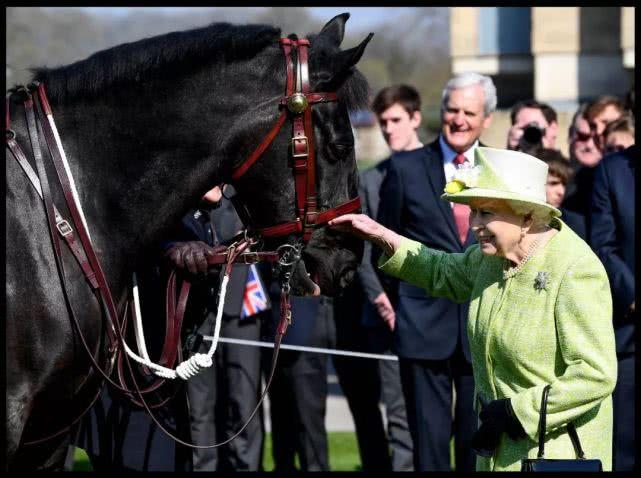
[208,336,399,361]
[121,272,230,380]
[131,272,150,363]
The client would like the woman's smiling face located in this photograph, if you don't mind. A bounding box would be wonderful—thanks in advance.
[469,198,526,257]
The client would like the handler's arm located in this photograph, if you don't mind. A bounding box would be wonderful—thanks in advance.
[509,253,618,440]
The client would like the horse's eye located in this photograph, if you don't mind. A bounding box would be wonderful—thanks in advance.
[328,142,353,161]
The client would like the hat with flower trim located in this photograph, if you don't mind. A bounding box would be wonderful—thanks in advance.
[441,147,561,218]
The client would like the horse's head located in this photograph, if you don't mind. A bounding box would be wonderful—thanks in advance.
[227,13,372,297]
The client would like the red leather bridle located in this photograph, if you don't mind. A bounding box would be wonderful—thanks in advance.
[230,37,361,243]
[5,35,361,450]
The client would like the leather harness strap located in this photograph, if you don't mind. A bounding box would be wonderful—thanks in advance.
[231,37,360,242]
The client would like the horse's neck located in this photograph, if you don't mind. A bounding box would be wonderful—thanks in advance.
[46,54,281,282]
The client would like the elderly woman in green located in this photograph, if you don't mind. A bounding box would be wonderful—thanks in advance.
[330,147,617,471]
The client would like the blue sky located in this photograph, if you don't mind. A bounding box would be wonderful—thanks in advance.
[60,7,406,31]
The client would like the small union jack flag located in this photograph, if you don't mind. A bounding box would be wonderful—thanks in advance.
[240,264,270,319]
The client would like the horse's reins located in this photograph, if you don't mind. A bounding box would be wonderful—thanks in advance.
[6,35,361,449]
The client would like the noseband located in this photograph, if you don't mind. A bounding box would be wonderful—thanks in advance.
[230,37,361,243]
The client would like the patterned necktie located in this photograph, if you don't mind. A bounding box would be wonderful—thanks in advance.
[452,153,470,244]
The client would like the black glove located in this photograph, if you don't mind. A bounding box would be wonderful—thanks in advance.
[471,397,526,458]
[164,241,217,275]
[471,420,501,457]
[479,398,527,440]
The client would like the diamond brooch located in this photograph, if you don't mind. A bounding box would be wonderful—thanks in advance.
[534,271,549,291]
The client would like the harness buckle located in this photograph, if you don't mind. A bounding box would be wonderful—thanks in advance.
[56,219,73,236]
[291,136,309,158]
[241,252,259,264]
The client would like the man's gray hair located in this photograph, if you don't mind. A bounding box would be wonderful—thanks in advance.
[441,72,497,117]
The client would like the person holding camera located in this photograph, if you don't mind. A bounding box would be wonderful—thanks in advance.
[506,100,558,155]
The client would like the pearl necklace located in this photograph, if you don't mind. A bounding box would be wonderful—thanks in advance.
[503,235,542,280]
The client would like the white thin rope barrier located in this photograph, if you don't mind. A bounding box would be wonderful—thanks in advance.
[207,336,399,361]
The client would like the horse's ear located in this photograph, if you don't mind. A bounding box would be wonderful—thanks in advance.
[332,32,374,73]
[318,12,350,48]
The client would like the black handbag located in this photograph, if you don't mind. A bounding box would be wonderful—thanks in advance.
[521,385,603,472]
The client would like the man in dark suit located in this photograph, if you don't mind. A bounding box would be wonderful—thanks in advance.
[590,145,636,471]
[172,185,266,471]
[562,104,603,240]
[377,72,497,471]
[356,84,426,471]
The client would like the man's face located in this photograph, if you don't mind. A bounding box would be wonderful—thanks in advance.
[570,115,601,167]
[377,103,421,152]
[441,84,492,153]
[545,173,566,208]
[590,105,622,137]
[507,107,556,150]
[603,131,635,156]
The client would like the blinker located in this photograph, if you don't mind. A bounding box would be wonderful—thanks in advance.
[287,93,308,114]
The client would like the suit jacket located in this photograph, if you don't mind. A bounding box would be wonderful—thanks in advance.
[377,139,474,362]
[589,145,636,356]
[358,159,395,327]
[559,206,587,241]
[562,165,596,240]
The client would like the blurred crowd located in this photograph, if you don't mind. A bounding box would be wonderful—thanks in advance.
[73,74,635,472]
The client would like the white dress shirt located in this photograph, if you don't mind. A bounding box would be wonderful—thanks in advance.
[439,135,479,207]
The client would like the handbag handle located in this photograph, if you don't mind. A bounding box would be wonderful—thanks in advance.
[537,385,586,459]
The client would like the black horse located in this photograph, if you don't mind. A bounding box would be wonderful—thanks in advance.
[6,13,371,470]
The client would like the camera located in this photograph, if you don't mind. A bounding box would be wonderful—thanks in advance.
[519,122,545,152]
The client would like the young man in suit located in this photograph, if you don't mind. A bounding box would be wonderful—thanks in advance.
[590,144,636,471]
[356,84,425,471]
[377,72,496,471]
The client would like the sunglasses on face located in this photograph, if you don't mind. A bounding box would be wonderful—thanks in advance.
[574,131,595,142]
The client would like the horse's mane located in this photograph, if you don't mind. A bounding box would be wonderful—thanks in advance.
[26,21,369,113]
[30,22,281,101]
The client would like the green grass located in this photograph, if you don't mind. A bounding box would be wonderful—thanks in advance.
[74,431,362,471]
[75,432,455,471]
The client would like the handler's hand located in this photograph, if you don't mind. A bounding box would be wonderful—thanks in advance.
[164,241,217,275]
[328,214,403,257]
[373,292,395,331]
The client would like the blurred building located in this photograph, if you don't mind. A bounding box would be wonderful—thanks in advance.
[450,7,635,155]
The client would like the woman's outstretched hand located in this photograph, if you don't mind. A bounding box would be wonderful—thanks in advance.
[328,214,403,257]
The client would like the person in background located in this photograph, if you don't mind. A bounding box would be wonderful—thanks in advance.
[165,185,267,471]
[567,104,601,170]
[356,84,423,471]
[329,146,618,471]
[590,142,636,471]
[377,72,497,471]
[506,99,558,154]
[585,95,625,153]
[562,103,603,241]
[602,114,635,156]
[536,148,586,240]
[261,288,335,471]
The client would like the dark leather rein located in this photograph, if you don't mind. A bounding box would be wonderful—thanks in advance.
[6,36,360,449]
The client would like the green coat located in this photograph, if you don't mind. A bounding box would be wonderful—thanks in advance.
[379,219,617,471]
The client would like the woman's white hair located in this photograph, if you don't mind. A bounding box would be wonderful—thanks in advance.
[508,201,554,229]
[441,72,497,117]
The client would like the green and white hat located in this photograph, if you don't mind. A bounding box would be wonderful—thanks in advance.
[441,147,561,218]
